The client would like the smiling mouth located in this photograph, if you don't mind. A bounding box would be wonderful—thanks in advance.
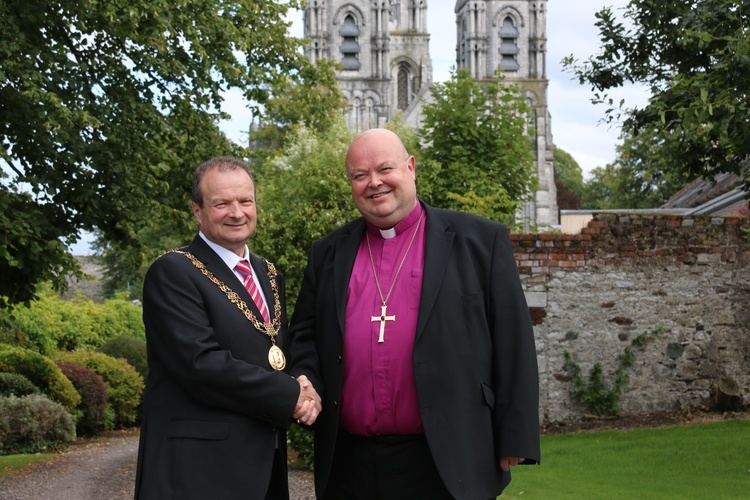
[369,190,391,199]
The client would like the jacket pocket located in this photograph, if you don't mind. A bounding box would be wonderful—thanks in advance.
[481,383,495,410]
[167,420,229,440]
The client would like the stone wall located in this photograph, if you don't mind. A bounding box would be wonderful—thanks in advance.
[511,214,750,423]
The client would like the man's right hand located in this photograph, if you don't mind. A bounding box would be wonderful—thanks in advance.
[294,375,322,425]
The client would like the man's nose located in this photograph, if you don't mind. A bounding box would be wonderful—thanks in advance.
[228,201,243,216]
[367,172,382,187]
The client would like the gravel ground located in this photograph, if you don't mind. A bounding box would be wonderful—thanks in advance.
[0,429,316,500]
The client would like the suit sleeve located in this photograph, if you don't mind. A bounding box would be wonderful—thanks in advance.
[143,255,299,427]
[489,225,541,464]
[287,244,324,396]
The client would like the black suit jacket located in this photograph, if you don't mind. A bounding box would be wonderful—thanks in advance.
[290,204,540,500]
[134,235,299,500]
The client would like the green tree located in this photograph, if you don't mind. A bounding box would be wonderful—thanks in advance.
[1,0,304,306]
[564,0,750,193]
[581,129,692,209]
[249,60,348,157]
[253,121,358,311]
[554,148,585,209]
[419,68,536,225]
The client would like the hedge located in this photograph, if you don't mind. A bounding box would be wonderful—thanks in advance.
[3,285,144,355]
[56,351,143,427]
[99,335,148,379]
[0,394,76,453]
[57,362,112,435]
[0,344,80,410]
[0,372,40,397]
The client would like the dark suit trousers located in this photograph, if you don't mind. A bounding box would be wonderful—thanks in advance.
[322,432,454,500]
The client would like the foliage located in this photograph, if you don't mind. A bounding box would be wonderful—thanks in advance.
[253,121,358,311]
[0,189,82,308]
[581,129,693,209]
[0,394,76,454]
[57,361,111,435]
[0,372,40,397]
[250,60,348,156]
[2,285,144,356]
[0,0,306,306]
[99,335,148,379]
[0,344,80,410]
[563,0,750,195]
[419,68,536,225]
[554,148,585,209]
[287,423,315,470]
[563,326,666,416]
[56,351,143,427]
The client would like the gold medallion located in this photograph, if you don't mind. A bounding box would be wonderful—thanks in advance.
[268,344,286,371]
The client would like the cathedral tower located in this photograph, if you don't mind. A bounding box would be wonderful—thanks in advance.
[455,0,557,226]
[304,0,433,131]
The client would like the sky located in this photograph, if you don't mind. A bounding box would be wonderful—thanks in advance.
[219,0,650,179]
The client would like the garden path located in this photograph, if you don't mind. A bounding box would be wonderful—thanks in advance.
[0,429,316,500]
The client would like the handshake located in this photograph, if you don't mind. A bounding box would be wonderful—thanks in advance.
[293,375,322,426]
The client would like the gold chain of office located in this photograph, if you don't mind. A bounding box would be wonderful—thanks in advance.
[172,251,282,341]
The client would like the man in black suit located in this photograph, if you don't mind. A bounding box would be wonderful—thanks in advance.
[135,157,321,500]
[290,129,540,499]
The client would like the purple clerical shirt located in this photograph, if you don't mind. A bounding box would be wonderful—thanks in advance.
[341,202,426,435]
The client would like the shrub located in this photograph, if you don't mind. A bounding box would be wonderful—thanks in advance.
[0,344,80,410]
[2,285,144,355]
[57,362,112,435]
[0,372,40,397]
[99,335,148,379]
[0,394,76,454]
[288,423,314,470]
[56,351,143,427]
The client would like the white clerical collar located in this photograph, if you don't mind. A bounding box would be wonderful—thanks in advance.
[379,227,397,239]
[198,231,250,270]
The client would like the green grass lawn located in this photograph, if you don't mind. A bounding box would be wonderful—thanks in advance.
[0,453,52,476]
[501,419,750,499]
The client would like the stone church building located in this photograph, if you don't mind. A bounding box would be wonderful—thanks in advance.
[303,0,558,227]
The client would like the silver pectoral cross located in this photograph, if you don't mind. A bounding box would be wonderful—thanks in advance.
[371,304,396,343]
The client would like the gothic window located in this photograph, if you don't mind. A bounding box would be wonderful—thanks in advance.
[498,16,520,71]
[340,14,361,71]
[397,63,409,110]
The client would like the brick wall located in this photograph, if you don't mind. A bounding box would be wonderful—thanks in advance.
[511,214,750,423]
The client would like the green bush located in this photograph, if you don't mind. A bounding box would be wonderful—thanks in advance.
[99,335,148,379]
[0,372,40,397]
[0,344,80,410]
[56,350,143,427]
[57,361,112,435]
[0,394,76,453]
[288,423,314,470]
[2,285,144,356]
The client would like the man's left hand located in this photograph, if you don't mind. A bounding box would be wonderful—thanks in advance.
[499,456,525,471]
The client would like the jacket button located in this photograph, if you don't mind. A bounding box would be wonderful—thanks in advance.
[332,400,339,407]
[337,354,343,363]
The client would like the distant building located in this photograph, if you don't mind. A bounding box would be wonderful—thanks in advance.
[303,0,558,227]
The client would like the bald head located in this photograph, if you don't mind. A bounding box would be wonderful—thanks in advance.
[344,128,417,228]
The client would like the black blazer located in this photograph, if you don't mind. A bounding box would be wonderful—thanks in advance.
[290,204,540,500]
[134,235,299,500]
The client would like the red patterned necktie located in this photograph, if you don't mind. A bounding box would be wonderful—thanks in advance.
[234,260,270,323]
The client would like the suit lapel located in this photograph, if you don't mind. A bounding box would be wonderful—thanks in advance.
[416,206,454,341]
[333,219,366,338]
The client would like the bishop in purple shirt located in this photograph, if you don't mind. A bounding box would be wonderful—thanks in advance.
[289,129,540,500]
